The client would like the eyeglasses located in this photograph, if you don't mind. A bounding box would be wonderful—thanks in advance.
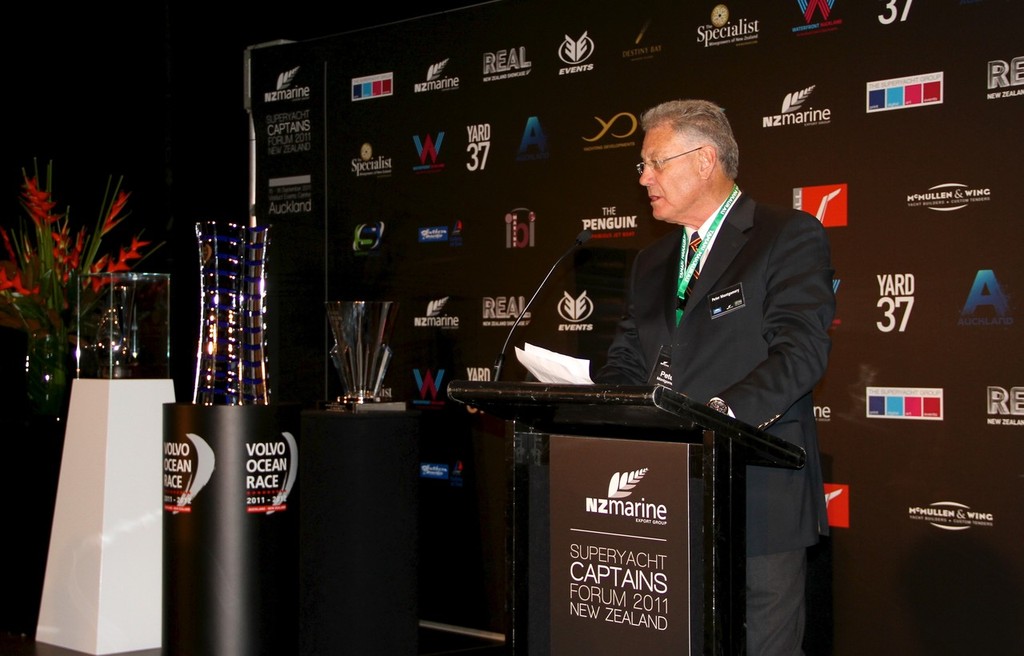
[636,146,703,175]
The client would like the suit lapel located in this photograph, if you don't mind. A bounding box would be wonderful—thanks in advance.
[688,194,754,303]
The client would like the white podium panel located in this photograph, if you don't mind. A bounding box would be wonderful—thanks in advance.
[36,378,175,654]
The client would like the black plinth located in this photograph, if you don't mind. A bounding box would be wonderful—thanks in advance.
[299,409,420,656]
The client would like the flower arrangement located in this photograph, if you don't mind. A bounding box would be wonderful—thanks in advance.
[0,160,161,413]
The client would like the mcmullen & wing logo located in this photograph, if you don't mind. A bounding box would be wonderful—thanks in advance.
[906,182,991,211]
[585,468,668,525]
[908,501,994,531]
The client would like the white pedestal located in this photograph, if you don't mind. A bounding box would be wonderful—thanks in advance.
[36,378,175,654]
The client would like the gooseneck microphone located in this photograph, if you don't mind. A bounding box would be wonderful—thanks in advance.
[492,229,593,381]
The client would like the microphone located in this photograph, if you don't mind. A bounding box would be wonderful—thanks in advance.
[492,229,592,381]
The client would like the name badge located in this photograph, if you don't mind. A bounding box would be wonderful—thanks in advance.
[649,344,673,389]
[709,283,745,318]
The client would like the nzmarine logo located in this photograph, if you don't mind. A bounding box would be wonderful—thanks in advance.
[264,66,311,102]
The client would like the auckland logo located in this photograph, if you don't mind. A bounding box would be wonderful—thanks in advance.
[264,66,310,102]
[585,468,668,525]
[762,85,831,127]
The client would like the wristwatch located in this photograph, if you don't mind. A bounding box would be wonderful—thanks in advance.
[707,397,730,415]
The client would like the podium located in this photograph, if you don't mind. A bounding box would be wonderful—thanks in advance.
[446,381,805,656]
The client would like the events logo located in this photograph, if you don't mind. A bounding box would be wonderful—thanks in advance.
[793,183,847,227]
[876,273,915,333]
[866,386,943,420]
[792,0,843,36]
[824,483,849,528]
[623,18,664,62]
[696,4,760,48]
[906,182,992,211]
[557,290,594,331]
[482,295,530,327]
[581,206,638,239]
[466,122,491,172]
[263,66,311,103]
[987,56,1023,99]
[351,72,393,101]
[414,58,460,93]
[866,72,943,112]
[762,86,831,127]
[908,501,994,531]
[412,132,446,173]
[351,142,392,177]
[960,270,1013,326]
[412,368,446,408]
[483,46,532,82]
[585,468,668,525]
[558,31,595,75]
[413,297,460,329]
[517,116,550,161]
[352,221,385,253]
[582,112,638,152]
[505,207,536,248]
[987,386,1023,426]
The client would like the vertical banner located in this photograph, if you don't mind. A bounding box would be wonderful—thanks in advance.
[549,435,694,654]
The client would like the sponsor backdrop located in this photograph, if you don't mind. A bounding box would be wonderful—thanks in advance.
[247,1,1021,653]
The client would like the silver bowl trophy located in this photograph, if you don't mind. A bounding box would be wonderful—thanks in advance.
[325,300,404,412]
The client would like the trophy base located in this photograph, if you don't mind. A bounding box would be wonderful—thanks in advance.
[322,399,409,413]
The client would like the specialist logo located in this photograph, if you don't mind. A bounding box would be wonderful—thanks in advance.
[959,270,1013,327]
[696,4,759,48]
[263,66,311,103]
[986,55,1023,99]
[351,72,393,101]
[558,31,595,75]
[866,71,943,112]
[413,132,446,173]
[483,46,532,82]
[581,206,638,239]
[414,58,460,93]
[906,182,992,211]
[762,86,831,127]
[351,142,393,178]
[505,207,536,249]
[793,183,847,227]
[908,501,994,531]
[582,112,638,152]
[866,386,943,420]
[557,290,594,332]
[792,0,843,36]
[876,273,915,333]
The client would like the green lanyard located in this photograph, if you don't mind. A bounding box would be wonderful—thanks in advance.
[675,184,740,325]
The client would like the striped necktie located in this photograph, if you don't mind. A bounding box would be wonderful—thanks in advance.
[680,230,702,307]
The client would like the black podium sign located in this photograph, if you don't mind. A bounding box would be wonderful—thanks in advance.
[549,435,694,654]
[446,381,804,656]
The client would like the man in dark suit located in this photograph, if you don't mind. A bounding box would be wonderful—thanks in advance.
[595,99,835,655]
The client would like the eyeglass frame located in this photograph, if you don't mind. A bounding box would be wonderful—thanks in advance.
[635,145,704,176]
